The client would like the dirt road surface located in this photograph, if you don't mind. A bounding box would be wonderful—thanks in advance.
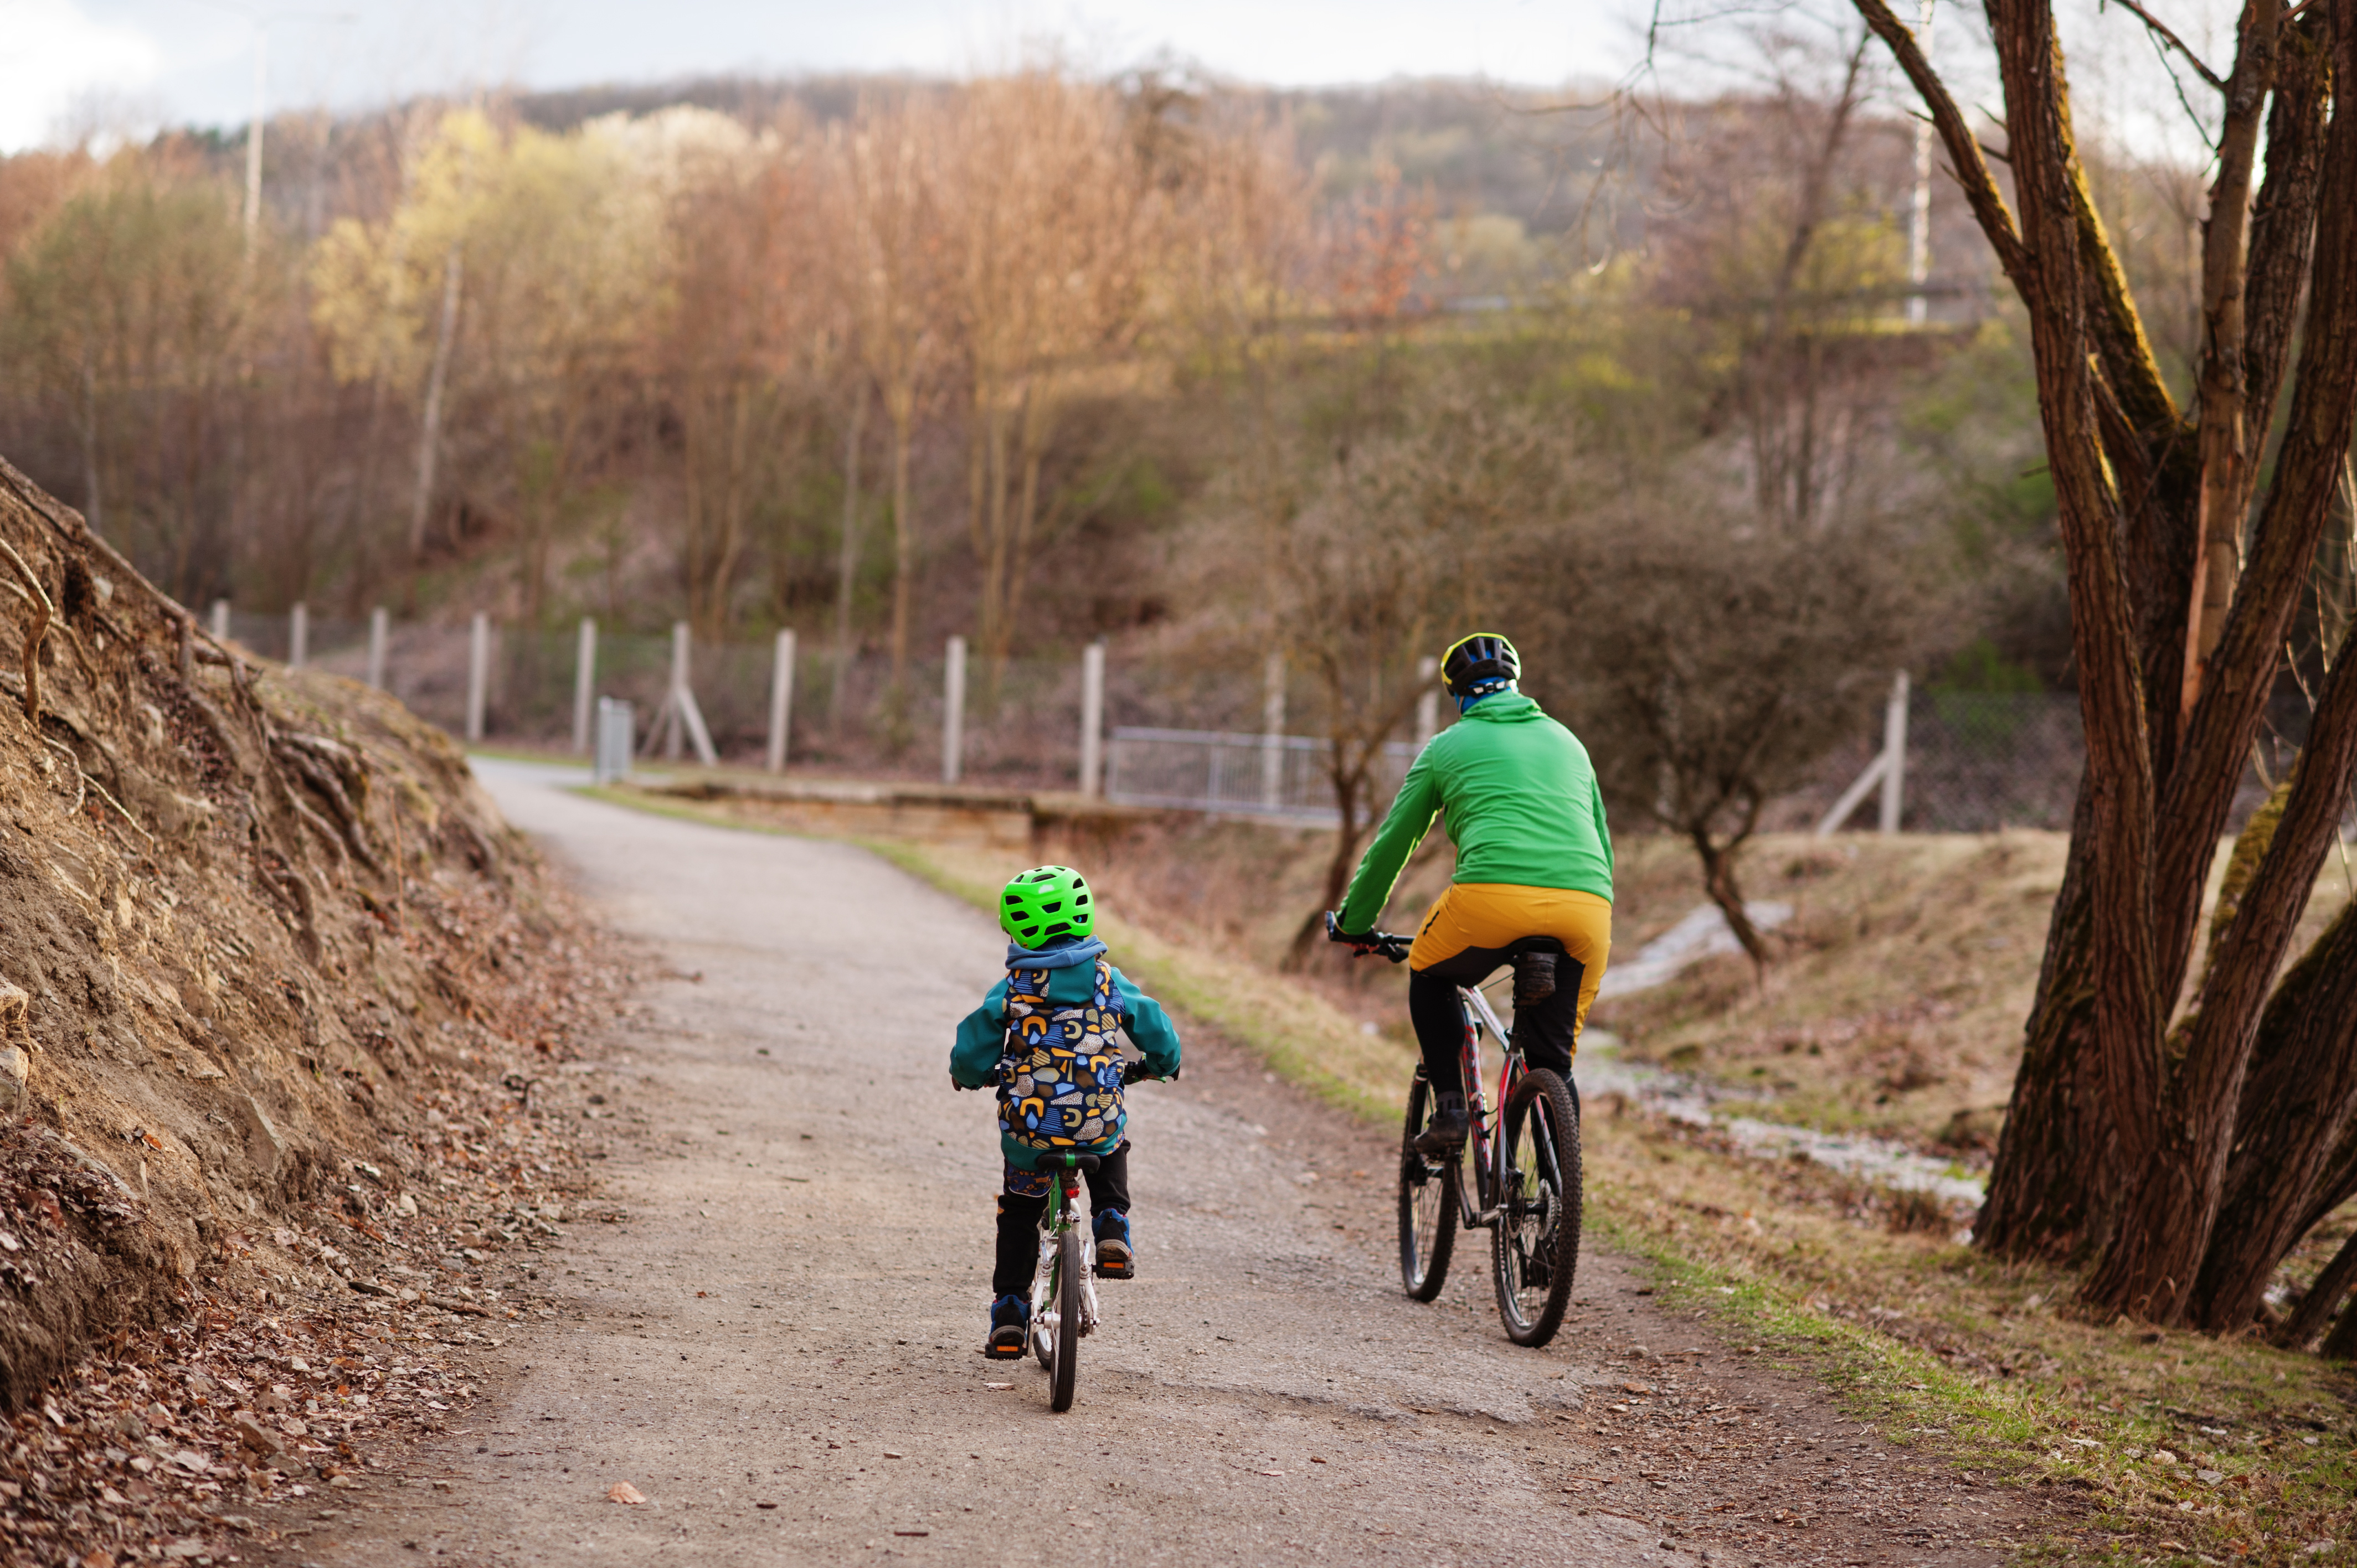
[281,762,2045,1568]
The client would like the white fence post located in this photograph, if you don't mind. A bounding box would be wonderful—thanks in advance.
[768,628,797,773]
[663,623,688,760]
[1260,651,1286,808]
[572,616,598,755]
[366,607,389,689]
[941,634,966,786]
[649,621,719,767]
[288,602,308,669]
[1416,653,1440,746]
[594,697,633,785]
[1879,669,1911,834]
[465,613,490,744]
[1079,641,1106,797]
[209,599,229,642]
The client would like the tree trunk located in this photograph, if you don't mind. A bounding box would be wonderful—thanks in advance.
[831,379,867,724]
[1690,826,1768,971]
[2083,5,2357,1321]
[884,391,915,751]
[1921,0,2338,1280]
[1988,0,2170,1220]
[2178,0,2281,716]
[1856,0,2357,1328]
[2320,1265,2357,1359]
[2195,902,2357,1330]
[1974,779,2116,1260]
[1286,744,1377,970]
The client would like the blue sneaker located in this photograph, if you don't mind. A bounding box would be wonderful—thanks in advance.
[1093,1209,1134,1279]
[985,1293,1028,1358]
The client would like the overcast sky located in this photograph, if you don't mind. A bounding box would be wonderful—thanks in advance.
[2,0,1655,151]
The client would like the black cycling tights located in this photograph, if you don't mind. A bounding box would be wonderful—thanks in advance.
[1407,946,1585,1098]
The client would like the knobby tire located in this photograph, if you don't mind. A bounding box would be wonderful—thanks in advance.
[1398,1072,1459,1301]
[1492,1067,1581,1347]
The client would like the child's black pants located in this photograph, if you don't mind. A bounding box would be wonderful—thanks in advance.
[993,1142,1130,1299]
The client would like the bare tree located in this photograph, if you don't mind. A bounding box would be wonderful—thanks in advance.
[656,115,821,639]
[934,70,1161,703]
[1515,495,1934,968]
[832,97,944,743]
[1844,0,2357,1330]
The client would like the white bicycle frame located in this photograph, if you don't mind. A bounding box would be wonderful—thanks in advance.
[1026,1194,1100,1361]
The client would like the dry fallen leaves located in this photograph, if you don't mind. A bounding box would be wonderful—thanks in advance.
[1,873,634,1565]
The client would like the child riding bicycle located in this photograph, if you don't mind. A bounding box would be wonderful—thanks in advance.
[950,865,1182,1358]
[1328,633,1613,1151]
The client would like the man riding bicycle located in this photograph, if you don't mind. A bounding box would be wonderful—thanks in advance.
[1327,633,1613,1155]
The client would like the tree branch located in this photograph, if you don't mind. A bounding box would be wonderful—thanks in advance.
[2107,0,2227,88]
[2179,0,2284,716]
[1849,0,2035,293]
[2239,12,2334,460]
[2158,0,2357,1044]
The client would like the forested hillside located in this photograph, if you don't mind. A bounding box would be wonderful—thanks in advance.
[0,50,2325,875]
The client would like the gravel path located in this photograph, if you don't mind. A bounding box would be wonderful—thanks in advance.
[284,762,2049,1568]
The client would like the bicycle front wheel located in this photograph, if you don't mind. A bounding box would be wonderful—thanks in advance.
[1398,1073,1459,1301]
[1049,1228,1082,1412]
[1492,1067,1582,1347]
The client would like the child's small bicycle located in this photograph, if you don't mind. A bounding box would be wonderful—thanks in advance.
[1024,1149,1102,1413]
[1341,927,1583,1348]
[1007,1062,1165,1413]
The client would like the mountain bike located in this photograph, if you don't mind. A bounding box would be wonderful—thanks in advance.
[1335,923,1583,1348]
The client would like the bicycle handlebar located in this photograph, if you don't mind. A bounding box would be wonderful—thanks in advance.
[957,1062,1177,1090]
[1325,910,1411,964]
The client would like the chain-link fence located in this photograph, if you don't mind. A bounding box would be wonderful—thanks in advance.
[1904,690,2086,831]
[1769,688,2083,834]
[1104,729,1420,823]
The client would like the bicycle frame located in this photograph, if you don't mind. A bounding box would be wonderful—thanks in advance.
[1445,979,1522,1229]
[1026,1169,1099,1358]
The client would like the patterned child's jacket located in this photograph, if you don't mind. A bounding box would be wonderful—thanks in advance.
[997,956,1126,1154]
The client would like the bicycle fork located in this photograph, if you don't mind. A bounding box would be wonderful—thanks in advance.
[1033,1182,1102,1336]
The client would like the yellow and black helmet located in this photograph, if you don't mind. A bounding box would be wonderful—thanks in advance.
[1441,633,1520,702]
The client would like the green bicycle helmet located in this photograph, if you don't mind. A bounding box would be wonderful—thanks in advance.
[1000,864,1095,948]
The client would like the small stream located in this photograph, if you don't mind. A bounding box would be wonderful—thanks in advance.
[1577,1038,1988,1206]
[1574,900,1989,1207]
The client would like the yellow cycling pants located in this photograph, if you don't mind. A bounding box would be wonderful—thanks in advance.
[1408,883,1613,1076]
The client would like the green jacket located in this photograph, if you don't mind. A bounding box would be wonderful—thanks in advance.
[1338,692,1613,933]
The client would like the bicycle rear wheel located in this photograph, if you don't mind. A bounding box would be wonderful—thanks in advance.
[1398,1072,1459,1301]
[1492,1067,1581,1347]
[1049,1229,1082,1412]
